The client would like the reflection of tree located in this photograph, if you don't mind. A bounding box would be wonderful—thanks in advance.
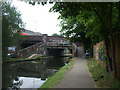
[2,64,23,89]
[11,77,23,89]
[2,58,66,89]
[2,64,13,88]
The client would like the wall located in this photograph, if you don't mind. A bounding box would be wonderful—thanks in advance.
[93,41,105,67]
[93,35,120,79]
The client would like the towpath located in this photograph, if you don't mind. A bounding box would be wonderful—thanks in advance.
[54,58,95,88]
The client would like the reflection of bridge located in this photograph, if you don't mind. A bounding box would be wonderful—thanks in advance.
[17,34,77,58]
[11,59,61,79]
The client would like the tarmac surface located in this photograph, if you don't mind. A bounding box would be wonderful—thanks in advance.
[54,58,95,88]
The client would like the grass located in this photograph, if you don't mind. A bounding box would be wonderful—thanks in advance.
[87,58,120,88]
[5,54,54,61]
[6,57,28,62]
[64,54,73,57]
[39,57,77,89]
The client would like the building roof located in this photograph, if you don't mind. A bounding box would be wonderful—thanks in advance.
[20,30,42,36]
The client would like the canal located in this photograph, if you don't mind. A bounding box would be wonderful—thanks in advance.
[2,57,71,89]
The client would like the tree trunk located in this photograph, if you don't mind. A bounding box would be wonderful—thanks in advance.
[118,2,120,32]
[111,38,117,76]
[104,39,113,72]
[109,3,117,76]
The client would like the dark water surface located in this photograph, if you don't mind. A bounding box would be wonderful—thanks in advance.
[2,57,70,89]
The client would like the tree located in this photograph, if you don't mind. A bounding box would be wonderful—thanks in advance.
[2,2,24,60]
[52,33,60,36]
[59,16,92,51]
[50,2,120,76]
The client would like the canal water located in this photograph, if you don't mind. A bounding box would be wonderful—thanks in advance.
[2,57,71,89]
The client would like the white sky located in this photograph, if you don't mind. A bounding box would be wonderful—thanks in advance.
[11,0,61,35]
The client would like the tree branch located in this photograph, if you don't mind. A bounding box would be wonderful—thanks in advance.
[90,3,108,30]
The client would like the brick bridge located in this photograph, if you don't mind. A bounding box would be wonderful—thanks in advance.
[17,34,77,58]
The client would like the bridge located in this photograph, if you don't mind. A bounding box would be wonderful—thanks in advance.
[17,34,77,58]
[46,42,73,56]
[20,35,43,48]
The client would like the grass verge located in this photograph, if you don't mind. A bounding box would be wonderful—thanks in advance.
[87,58,120,88]
[39,57,77,89]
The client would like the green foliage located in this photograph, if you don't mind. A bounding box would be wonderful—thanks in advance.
[50,2,120,49]
[2,2,24,60]
[88,58,106,78]
[59,16,92,50]
[52,33,60,36]
[87,58,120,88]
[49,3,95,50]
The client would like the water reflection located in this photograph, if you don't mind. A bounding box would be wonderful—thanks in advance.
[2,57,70,89]
[13,77,46,88]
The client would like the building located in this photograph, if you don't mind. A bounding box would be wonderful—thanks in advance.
[20,30,42,36]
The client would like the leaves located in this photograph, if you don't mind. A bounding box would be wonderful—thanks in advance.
[2,2,24,59]
[50,2,120,42]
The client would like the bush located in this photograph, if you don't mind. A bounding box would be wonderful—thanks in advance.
[87,58,120,88]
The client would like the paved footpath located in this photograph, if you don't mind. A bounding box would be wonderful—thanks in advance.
[54,58,95,88]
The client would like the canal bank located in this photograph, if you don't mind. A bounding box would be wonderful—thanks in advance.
[40,58,95,88]
[2,56,72,89]
[39,57,77,88]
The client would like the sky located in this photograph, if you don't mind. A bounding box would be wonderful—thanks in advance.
[11,0,61,35]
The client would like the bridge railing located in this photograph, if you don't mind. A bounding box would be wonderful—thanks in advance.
[47,41,71,47]
[17,42,44,58]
